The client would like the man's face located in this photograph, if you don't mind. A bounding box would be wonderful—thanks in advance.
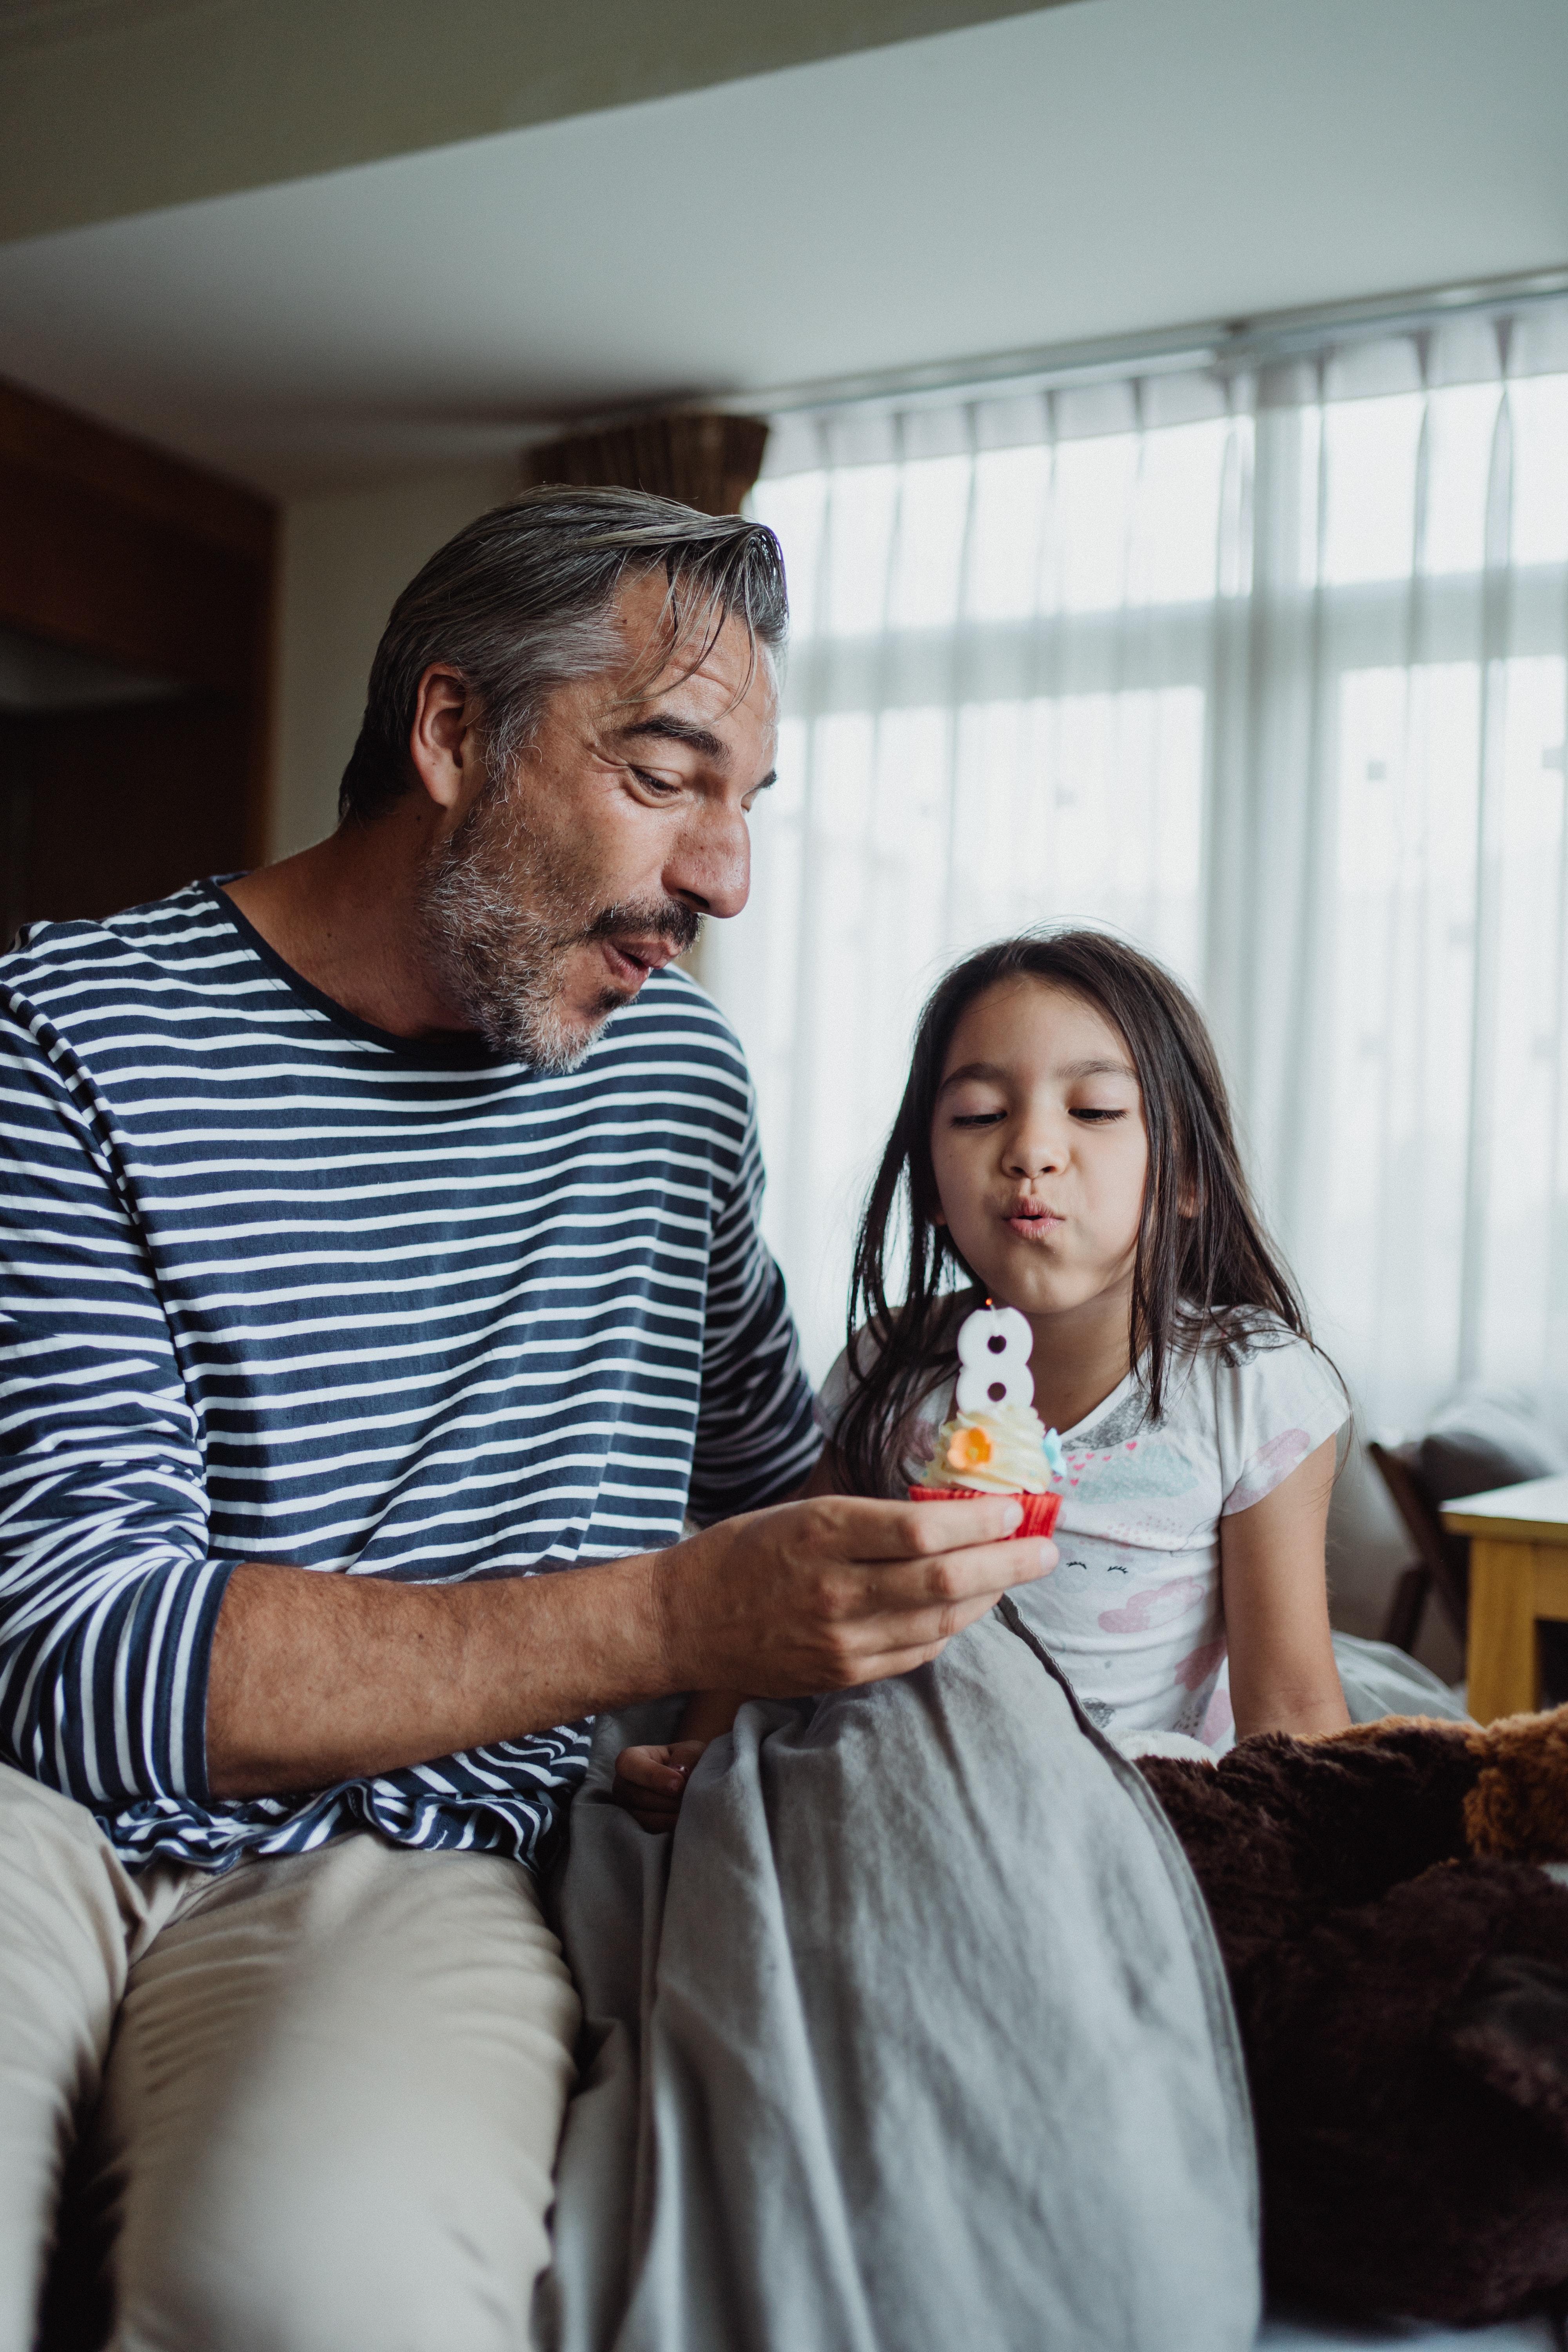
[417,571,777,1069]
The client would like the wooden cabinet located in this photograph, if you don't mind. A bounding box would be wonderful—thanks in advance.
[0,377,276,938]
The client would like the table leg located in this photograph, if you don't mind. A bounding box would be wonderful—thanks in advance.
[1467,1537,1541,1722]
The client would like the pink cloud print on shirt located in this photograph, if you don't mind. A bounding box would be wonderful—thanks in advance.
[1098,1574,1208,1637]
[1223,1427,1312,1514]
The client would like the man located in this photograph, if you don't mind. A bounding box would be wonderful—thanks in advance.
[0,488,1051,2352]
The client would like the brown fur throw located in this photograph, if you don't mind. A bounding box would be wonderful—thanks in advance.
[1141,1710,1568,2327]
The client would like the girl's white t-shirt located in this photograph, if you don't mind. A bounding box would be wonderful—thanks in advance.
[815,1317,1348,1755]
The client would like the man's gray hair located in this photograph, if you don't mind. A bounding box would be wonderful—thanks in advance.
[338,484,788,824]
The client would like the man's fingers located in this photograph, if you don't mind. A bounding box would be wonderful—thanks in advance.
[789,1538,1058,1688]
[816,1590,1036,1691]
[840,1537,1056,1620]
[843,1582,1019,1665]
[825,1494,1028,1561]
[680,1499,1060,1705]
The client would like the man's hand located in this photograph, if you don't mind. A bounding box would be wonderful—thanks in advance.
[653,1492,1054,1698]
[206,1494,1053,1799]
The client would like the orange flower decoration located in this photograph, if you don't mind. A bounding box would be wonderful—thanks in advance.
[947,1424,994,1472]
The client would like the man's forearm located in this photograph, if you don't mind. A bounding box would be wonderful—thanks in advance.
[205,1491,1053,1800]
[205,1553,679,1797]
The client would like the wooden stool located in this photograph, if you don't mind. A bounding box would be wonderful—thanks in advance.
[1443,1474,1568,1721]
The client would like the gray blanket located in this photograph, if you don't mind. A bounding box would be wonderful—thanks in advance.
[536,1604,1261,2352]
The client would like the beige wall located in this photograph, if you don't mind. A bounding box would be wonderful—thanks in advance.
[269,461,519,860]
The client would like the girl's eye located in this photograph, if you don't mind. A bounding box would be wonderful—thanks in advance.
[1071,1107,1126,1123]
[951,1111,1005,1129]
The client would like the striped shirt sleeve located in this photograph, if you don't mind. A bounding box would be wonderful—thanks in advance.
[686,1094,820,1524]
[0,993,229,1808]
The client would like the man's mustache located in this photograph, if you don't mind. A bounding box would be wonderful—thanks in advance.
[580,899,702,956]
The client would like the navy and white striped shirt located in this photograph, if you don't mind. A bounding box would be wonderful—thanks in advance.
[0,881,817,1872]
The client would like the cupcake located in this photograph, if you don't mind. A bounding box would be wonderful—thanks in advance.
[908,1403,1064,1538]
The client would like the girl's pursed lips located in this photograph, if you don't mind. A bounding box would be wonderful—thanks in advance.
[1003,1200,1065,1238]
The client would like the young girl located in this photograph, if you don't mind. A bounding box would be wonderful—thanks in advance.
[615,929,1350,1828]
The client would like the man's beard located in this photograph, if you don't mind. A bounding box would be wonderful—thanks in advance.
[416,777,701,1073]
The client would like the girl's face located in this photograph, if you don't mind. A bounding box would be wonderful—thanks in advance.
[929,977,1150,1323]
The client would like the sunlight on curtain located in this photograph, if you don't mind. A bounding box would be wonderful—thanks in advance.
[706,309,1568,1438]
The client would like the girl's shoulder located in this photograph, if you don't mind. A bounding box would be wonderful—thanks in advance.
[814,1305,964,1446]
[813,1334,864,1437]
[1198,1309,1345,1398]
[1173,1310,1349,1513]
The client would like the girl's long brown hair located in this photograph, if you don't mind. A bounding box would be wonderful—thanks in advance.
[835,929,1317,1498]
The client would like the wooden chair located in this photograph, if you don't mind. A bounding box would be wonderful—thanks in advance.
[1366,1439,1472,1655]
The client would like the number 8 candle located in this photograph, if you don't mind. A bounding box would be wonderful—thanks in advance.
[908,1299,1065,1538]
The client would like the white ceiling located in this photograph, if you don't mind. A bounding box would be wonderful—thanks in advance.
[0,0,1063,241]
[1,0,1565,499]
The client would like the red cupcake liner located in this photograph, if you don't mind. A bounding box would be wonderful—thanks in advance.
[906,1484,1061,1539]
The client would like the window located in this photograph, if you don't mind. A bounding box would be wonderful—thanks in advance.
[702,304,1568,1437]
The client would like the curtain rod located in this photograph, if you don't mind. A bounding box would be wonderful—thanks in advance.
[514,265,1568,452]
[707,264,1568,423]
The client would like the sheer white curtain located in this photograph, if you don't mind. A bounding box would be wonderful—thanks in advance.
[704,303,1568,1439]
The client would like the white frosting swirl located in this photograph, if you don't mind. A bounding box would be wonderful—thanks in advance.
[919,1403,1052,1494]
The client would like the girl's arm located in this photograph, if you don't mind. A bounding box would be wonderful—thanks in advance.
[677,1687,747,1742]
[1220,1436,1351,1740]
